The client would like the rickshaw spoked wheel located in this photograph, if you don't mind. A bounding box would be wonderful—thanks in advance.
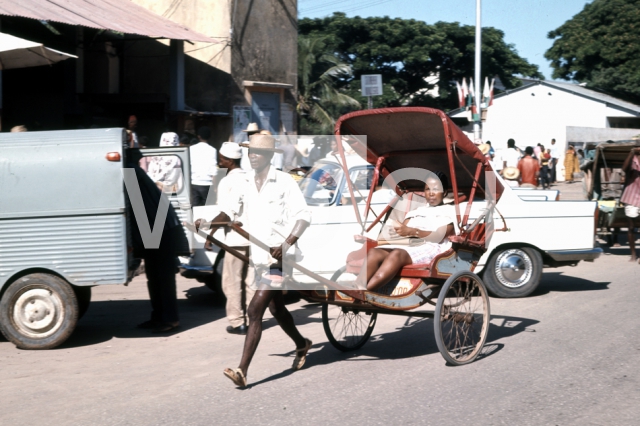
[322,267,377,352]
[434,271,490,366]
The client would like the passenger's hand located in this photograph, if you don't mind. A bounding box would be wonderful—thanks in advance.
[394,224,416,237]
[194,219,206,232]
[204,240,213,251]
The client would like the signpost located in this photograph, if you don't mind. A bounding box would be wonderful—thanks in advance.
[361,74,383,109]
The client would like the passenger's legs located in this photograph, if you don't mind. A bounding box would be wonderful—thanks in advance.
[366,249,412,291]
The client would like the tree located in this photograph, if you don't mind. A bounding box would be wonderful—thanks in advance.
[297,35,360,134]
[299,13,543,110]
[545,0,640,103]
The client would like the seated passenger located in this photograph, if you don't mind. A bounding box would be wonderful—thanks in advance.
[357,171,457,291]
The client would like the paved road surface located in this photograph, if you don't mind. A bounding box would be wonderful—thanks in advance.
[1,237,639,425]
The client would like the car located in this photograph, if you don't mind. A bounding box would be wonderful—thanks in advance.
[185,153,601,299]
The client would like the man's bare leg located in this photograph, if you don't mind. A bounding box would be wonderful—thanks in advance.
[237,288,273,377]
[268,291,307,349]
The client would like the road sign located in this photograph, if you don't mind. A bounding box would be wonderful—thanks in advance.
[361,74,383,97]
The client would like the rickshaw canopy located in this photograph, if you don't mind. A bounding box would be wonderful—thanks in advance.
[334,107,503,227]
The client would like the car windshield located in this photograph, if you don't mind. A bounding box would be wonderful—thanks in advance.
[299,163,344,205]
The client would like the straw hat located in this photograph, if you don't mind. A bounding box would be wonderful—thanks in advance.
[242,122,260,133]
[502,167,520,180]
[219,142,242,159]
[478,143,491,155]
[240,134,283,153]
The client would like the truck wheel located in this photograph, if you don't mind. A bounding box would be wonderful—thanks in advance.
[483,247,543,298]
[72,285,92,319]
[0,273,79,349]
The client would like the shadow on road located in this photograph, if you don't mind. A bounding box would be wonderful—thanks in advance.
[248,312,537,388]
[57,285,226,349]
[531,272,610,297]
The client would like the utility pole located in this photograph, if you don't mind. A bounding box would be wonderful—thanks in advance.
[473,0,482,144]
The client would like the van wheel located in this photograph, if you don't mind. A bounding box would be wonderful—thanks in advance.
[483,248,542,298]
[72,285,92,319]
[0,274,78,349]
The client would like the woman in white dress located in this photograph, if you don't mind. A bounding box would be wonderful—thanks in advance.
[358,171,457,291]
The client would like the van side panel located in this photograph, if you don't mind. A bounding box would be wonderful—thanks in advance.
[0,215,128,288]
[0,128,126,219]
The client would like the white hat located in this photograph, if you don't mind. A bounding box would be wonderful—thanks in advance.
[219,142,242,159]
[242,122,260,133]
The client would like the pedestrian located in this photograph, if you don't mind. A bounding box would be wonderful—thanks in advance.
[502,167,520,187]
[280,135,297,171]
[502,138,521,170]
[189,126,218,206]
[126,149,186,333]
[549,138,560,183]
[485,141,495,160]
[564,145,580,182]
[209,142,255,334]
[517,146,540,188]
[126,115,139,148]
[539,145,552,189]
[197,133,312,388]
[621,147,640,263]
[240,122,261,171]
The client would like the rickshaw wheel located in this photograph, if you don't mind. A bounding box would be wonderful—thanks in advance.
[434,271,490,366]
[322,304,377,352]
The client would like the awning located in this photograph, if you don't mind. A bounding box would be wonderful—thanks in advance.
[0,31,77,70]
[0,0,216,43]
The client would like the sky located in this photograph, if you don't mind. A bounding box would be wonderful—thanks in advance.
[298,0,594,80]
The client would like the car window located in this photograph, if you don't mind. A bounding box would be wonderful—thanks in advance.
[339,167,373,205]
[299,163,344,205]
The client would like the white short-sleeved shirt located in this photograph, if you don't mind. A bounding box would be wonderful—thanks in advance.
[216,168,251,247]
[502,148,521,168]
[220,165,311,266]
[189,142,218,185]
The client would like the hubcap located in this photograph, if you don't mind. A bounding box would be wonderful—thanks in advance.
[494,249,533,288]
[12,287,64,339]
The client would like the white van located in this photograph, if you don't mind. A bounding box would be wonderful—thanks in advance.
[0,128,192,349]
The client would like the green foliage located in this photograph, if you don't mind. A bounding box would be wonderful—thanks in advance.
[545,0,640,103]
[299,13,543,110]
[297,35,361,134]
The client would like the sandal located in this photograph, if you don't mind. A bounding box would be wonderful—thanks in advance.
[223,368,247,388]
[292,338,313,371]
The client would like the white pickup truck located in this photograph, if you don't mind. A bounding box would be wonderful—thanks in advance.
[187,154,601,298]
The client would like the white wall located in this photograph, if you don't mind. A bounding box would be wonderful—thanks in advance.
[470,84,607,151]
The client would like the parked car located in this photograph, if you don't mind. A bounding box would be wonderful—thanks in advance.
[186,153,601,298]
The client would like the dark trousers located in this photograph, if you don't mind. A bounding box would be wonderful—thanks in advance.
[540,165,551,188]
[143,230,179,324]
[191,184,214,207]
[550,159,557,183]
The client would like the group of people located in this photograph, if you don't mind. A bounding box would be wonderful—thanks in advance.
[479,138,573,188]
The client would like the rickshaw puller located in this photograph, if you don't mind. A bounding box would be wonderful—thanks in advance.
[197,134,312,388]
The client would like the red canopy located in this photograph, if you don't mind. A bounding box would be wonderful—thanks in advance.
[334,107,503,226]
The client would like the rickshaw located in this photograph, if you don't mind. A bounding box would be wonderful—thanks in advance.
[189,107,506,366]
[581,139,640,243]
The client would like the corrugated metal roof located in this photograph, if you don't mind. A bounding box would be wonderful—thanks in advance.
[543,80,640,115]
[0,0,216,43]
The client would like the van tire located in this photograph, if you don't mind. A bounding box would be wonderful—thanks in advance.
[483,247,543,298]
[72,285,92,319]
[0,273,78,349]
